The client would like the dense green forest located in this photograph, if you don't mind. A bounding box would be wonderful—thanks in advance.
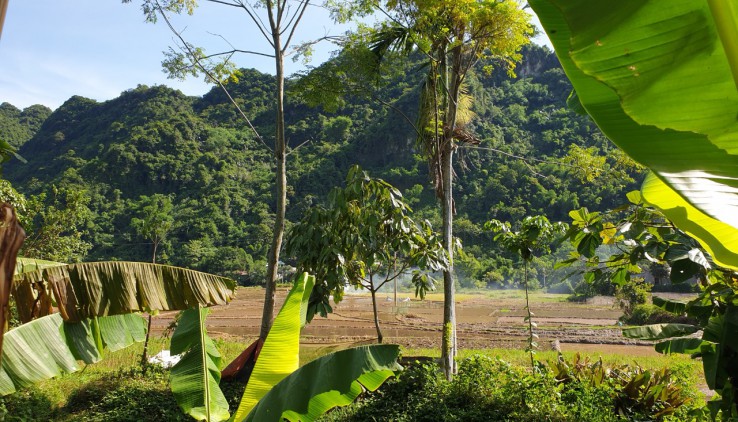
[0,44,643,288]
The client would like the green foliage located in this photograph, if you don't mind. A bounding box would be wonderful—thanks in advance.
[614,277,651,317]
[19,185,93,263]
[486,215,566,365]
[1,46,641,279]
[323,355,699,421]
[529,0,738,271]
[622,304,692,326]
[0,102,51,148]
[548,353,696,420]
[286,165,447,330]
[131,193,174,263]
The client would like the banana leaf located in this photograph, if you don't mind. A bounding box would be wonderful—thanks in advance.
[0,312,147,395]
[232,272,315,421]
[622,323,700,341]
[15,258,65,274]
[247,345,402,422]
[170,306,230,422]
[529,0,738,269]
[13,262,236,322]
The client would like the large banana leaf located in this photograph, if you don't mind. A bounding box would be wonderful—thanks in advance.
[247,345,402,422]
[232,272,315,421]
[13,262,235,322]
[0,312,146,395]
[529,0,738,269]
[170,306,230,422]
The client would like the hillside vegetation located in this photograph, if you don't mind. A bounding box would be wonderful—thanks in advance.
[1,45,642,286]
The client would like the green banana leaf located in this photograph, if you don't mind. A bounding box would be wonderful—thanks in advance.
[0,313,146,395]
[13,261,236,322]
[247,345,402,422]
[622,323,700,340]
[170,306,230,422]
[655,338,710,355]
[529,0,738,269]
[15,258,65,274]
[232,272,315,421]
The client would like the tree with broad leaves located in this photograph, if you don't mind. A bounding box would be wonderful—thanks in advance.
[286,165,447,343]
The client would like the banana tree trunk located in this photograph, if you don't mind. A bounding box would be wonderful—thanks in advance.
[0,204,25,362]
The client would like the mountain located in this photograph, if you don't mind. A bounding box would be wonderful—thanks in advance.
[0,102,52,148]
[1,44,643,286]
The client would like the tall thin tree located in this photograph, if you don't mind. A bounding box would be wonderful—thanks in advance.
[366,0,531,379]
[127,0,316,340]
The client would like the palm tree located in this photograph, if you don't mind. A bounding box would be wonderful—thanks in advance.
[366,0,531,379]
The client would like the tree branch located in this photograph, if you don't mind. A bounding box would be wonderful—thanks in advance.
[282,0,311,52]
[156,2,273,154]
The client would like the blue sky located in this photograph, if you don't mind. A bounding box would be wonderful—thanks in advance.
[0,1,549,110]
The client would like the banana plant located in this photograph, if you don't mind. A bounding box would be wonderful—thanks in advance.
[529,0,738,270]
[232,272,402,422]
[0,260,235,397]
[171,272,402,422]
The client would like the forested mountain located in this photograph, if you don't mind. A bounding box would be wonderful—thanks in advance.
[0,102,52,148]
[1,45,643,287]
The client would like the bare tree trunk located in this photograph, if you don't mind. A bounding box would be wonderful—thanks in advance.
[441,45,463,380]
[142,245,158,372]
[440,145,456,379]
[369,277,383,343]
[260,33,287,341]
[0,204,24,363]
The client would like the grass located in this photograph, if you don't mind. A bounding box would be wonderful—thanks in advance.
[1,335,707,421]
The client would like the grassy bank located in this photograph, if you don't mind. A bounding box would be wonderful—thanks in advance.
[1,336,706,421]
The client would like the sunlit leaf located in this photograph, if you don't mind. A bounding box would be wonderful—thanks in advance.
[246,345,401,422]
[232,273,315,421]
[0,313,146,395]
[170,307,230,422]
[529,0,738,269]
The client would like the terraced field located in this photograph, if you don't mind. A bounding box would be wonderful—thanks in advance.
[152,287,694,357]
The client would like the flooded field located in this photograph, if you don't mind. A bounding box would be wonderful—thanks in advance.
[152,287,694,356]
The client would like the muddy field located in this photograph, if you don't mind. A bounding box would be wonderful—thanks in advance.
[152,287,693,356]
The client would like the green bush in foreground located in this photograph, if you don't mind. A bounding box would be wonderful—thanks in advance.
[322,355,704,422]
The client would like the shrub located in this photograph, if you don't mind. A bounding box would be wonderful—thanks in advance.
[547,280,574,294]
[320,355,701,421]
[622,304,695,325]
[615,277,651,316]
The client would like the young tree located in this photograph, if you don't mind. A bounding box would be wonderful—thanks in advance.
[130,193,174,368]
[487,215,566,367]
[366,0,532,377]
[131,193,174,264]
[286,165,447,343]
